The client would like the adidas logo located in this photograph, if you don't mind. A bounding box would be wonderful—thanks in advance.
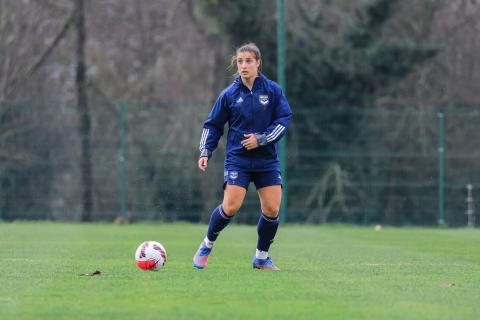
[237,97,244,104]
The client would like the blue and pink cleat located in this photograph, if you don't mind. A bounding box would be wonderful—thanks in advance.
[252,257,280,270]
[193,241,212,269]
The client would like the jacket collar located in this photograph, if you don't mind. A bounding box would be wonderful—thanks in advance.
[234,73,266,92]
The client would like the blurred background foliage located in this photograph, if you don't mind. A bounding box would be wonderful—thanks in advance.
[1,0,480,226]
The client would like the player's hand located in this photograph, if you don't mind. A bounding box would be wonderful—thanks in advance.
[198,157,208,172]
[241,133,259,150]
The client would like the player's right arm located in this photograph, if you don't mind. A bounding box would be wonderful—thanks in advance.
[198,92,229,171]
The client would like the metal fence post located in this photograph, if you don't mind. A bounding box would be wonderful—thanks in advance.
[437,107,445,226]
[277,0,287,223]
[466,184,475,228]
[118,101,126,223]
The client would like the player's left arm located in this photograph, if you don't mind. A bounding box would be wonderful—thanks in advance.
[255,86,293,146]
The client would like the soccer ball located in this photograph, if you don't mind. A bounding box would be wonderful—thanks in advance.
[135,241,167,271]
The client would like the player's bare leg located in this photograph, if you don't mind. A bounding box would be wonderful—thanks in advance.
[222,184,247,216]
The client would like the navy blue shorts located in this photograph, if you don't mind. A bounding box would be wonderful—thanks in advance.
[223,170,282,190]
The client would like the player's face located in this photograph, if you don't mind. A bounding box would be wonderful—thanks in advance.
[237,52,260,81]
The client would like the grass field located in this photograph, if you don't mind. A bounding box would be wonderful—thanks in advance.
[0,222,479,320]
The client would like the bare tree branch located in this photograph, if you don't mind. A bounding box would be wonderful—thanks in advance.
[4,12,74,99]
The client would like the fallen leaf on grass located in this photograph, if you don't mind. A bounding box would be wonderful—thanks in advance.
[79,270,101,276]
[440,282,455,288]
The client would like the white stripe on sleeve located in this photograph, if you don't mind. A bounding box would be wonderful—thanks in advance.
[199,128,209,150]
[266,125,285,142]
[266,125,282,140]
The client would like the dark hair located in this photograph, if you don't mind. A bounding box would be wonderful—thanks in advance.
[228,43,262,76]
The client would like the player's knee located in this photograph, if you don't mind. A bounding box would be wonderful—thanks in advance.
[222,202,241,216]
[262,205,280,218]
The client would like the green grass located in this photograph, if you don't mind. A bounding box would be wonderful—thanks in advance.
[0,223,479,320]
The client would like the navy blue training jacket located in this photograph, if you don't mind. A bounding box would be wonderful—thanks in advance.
[199,73,292,172]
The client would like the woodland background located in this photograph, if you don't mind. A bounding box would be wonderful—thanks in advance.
[1,0,480,226]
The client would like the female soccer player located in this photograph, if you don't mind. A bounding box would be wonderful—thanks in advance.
[193,43,292,270]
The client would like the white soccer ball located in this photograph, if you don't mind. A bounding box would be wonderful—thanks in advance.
[135,241,167,271]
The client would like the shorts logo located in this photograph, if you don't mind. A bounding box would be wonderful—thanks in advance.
[259,95,269,106]
[229,171,238,180]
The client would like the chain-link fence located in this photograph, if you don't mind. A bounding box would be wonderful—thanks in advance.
[0,100,478,226]
[287,106,480,227]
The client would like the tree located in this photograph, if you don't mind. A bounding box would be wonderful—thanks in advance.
[197,0,278,78]
[74,0,93,221]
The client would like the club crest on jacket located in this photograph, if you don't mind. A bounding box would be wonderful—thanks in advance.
[259,95,269,106]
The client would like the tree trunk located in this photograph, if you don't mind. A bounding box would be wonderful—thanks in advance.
[74,0,93,221]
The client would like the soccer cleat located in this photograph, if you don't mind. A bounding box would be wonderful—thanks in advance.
[252,257,280,270]
[193,241,212,269]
